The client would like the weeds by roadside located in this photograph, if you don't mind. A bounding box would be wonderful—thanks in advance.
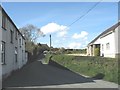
[43,54,52,64]
[51,54,119,84]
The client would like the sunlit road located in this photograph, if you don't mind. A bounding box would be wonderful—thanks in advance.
[3,60,118,89]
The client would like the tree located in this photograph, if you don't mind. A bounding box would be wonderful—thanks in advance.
[60,47,65,53]
[19,24,44,43]
[37,43,50,53]
[25,41,36,54]
[19,24,46,62]
[19,24,45,53]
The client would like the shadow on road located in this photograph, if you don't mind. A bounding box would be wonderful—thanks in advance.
[92,73,105,80]
[48,60,70,71]
[3,60,94,88]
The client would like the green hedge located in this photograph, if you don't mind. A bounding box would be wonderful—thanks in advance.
[52,54,119,84]
[94,48,100,56]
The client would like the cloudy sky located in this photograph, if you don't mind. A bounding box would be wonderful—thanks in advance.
[2,2,118,49]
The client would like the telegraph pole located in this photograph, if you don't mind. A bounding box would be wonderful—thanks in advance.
[50,34,51,54]
[50,34,51,48]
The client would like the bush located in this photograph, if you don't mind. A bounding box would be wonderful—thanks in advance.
[43,54,53,64]
[94,48,100,56]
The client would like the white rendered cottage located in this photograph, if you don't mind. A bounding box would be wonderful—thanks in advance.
[87,22,120,58]
[0,6,28,79]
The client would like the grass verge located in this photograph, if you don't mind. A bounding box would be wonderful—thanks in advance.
[43,54,52,64]
[51,54,119,84]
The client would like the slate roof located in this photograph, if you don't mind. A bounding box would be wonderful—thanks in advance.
[0,5,25,40]
[88,22,120,46]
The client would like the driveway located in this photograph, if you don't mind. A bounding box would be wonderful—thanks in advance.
[3,59,118,89]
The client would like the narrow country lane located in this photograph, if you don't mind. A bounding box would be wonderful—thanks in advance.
[3,59,118,89]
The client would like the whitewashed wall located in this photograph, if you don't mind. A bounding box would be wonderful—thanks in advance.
[17,35,26,69]
[0,6,2,90]
[93,38,101,45]
[2,16,15,77]
[87,29,117,58]
[115,26,120,58]
[1,9,26,79]
[100,32,116,58]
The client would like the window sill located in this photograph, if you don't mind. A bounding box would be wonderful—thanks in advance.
[10,42,13,44]
[2,27,7,31]
[2,27,7,30]
[1,63,6,65]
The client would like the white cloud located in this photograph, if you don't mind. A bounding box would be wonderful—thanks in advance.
[54,40,59,43]
[40,22,69,34]
[72,31,88,39]
[57,30,67,37]
[68,42,81,49]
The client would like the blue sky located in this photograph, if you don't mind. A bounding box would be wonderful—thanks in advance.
[2,2,118,49]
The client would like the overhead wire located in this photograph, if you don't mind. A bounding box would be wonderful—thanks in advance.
[68,0,102,27]
[58,0,103,46]
[49,1,103,48]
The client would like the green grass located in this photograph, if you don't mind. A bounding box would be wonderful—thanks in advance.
[51,54,119,84]
[43,54,52,64]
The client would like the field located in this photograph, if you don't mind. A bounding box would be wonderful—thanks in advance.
[48,54,119,84]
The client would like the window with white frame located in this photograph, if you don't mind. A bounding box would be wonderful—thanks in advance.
[22,38,24,45]
[106,43,110,50]
[10,30,13,43]
[15,29,18,40]
[1,41,5,64]
[2,13,7,29]
[19,38,22,47]
[15,47,18,63]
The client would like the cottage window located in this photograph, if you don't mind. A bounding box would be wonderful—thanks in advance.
[22,38,24,45]
[22,50,24,62]
[15,30,18,40]
[1,41,5,64]
[2,14,6,29]
[19,38,22,47]
[10,30,14,43]
[15,47,18,62]
[106,43,110,50]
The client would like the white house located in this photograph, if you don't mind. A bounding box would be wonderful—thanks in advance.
[0,6,28,79]
[0,6,2,90]
[87,22,120,58]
